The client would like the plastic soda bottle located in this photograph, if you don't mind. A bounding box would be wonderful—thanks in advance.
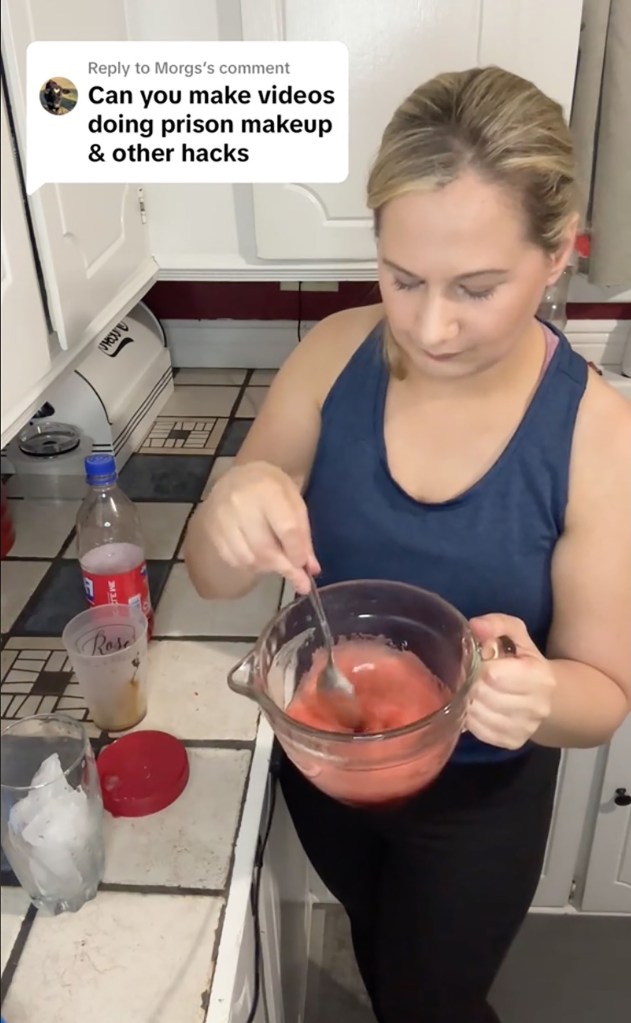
[76,454,153,636]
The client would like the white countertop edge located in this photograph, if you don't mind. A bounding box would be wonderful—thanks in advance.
[206,717,275,1023]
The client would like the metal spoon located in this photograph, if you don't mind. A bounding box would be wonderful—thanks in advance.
[307,573,362,730]
[306,576,362,728]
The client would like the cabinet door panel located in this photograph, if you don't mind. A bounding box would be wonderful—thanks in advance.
[0,87,52,445]
[242,0,482,259]
[532,748,598,908]
[1,0,157,350]
[242,0,582,260]
[581,717,631,912]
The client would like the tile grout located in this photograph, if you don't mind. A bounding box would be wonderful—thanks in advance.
[98,882,226,897]
[165,381,269,388]
[150,634,261,643]
[97,738,255,751]
[3,556,58,563]
[0,902,38,1002]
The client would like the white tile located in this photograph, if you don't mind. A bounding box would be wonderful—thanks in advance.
[137,502,190,559]
[154,564,282,638]
[236,387,268,418]
[1,647,18,677]
[1,887,31,972]
[103,749,250,888]
[4,636,67,650]
[0,561,49,633]
[114,640,258,740]
[3,890,222,1023]
[162,385,239,418]
[201,457,235,500]
[175,368,246,385]
[64,503,192,561]
[250,370,277,385]
[7,499,80,558]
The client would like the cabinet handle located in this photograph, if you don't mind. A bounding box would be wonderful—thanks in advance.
[614,788,631,807]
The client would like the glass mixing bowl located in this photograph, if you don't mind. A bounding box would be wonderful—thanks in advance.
[228,580,507,807]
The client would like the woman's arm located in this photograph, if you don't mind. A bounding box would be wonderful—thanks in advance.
[183,330,322,600]
[467,375,630,752]
[184,305,381,600]
[539,375,631,747]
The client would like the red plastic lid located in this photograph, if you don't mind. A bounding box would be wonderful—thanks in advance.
[97,731,189,817]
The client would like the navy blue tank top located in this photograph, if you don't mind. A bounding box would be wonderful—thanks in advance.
[305,320,588,763]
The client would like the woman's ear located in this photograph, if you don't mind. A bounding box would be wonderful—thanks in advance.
[545,212,580,285]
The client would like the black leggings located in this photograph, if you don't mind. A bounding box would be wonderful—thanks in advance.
[280,744,561,1023]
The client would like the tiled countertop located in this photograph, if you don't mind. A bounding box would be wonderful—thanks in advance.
[1,370,280,1023]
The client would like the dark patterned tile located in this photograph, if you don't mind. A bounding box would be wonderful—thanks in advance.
[146,560,172,611]
[138,417,228,455]
[217,419,254,457]
[118,454,213,501]
[1,637,97,733]
[11,560,173,636]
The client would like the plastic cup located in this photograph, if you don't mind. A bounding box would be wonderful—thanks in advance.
[62,605,149,731]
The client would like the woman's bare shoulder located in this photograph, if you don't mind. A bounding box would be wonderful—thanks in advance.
[576,369,631,444]
[287,303,384,405]
[568,368,631,518]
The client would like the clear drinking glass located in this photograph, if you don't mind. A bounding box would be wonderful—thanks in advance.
[0,713,105,914]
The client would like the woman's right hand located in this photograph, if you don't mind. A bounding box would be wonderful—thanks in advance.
[201,460,320,594]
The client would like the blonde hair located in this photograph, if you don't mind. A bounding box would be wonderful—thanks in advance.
[367,66,579,376]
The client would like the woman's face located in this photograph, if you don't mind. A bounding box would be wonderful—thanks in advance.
[377,171,574,379]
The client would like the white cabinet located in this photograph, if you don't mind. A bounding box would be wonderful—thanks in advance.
[228,785,312,1023]
[533,747,600,908]
[124,0,584,274]
[0,85,53,445]
[241,0,583,260]
[580,716,631,913]
[266,791,312,1023]
[229,898,267,1023]
[0,0,158,352]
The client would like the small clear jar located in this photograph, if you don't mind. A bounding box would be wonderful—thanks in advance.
[537,265,573,330]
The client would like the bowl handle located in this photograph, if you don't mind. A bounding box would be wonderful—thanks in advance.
[227,650,259,702]
[461,635,516,737]
[480,634,517,661]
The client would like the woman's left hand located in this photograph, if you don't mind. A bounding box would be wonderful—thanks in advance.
[466,614,557,750]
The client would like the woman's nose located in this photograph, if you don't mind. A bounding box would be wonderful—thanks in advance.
[414,295,458,351]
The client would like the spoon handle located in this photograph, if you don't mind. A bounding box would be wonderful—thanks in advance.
[307,573,335,653]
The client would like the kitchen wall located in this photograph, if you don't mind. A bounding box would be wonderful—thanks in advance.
[144,281,631,323]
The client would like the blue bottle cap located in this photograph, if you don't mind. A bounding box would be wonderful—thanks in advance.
[84,453,117,484]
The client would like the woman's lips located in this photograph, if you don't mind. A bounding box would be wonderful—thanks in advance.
[422,350,461,361]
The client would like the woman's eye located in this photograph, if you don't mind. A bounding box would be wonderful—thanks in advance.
[391,278,497,300]
[392,278,419,291]
[462,287,496,301]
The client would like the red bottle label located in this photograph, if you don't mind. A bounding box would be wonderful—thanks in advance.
[81,563,153,636]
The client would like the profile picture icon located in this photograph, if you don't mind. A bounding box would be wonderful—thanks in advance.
[39,77,78,116]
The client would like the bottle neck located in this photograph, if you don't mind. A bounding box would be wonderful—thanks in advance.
[88,477,119,491]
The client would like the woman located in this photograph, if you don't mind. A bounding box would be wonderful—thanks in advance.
[185,67,631,1022]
